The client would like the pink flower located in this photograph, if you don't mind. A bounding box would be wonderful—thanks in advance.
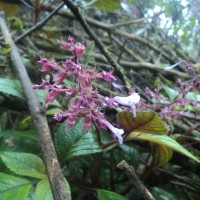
[96,69,116,82]
[34,36,132,145]
[52,72,68,84]
[53,112,63,121]
[38,57,57,72]
[67,116,76,128]
[83,116,92,131]
[45,90,59,105]
[73,42,85,57]
[33,80,49,89]
[60,36,74,50]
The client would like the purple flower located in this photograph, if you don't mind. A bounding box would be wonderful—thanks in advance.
[83,116,92,131]
[96,69,116,82]
[38,57,57,72]
[67,116,76,128]
[44,90,59,105]
[52,72,68,84]
[101,119,124,144]
[113,93,140,117]
[73,42,85,57]
[34,36,137,145]
[53,112,63,121]
[33,80,49,89]
[105,93,140,117]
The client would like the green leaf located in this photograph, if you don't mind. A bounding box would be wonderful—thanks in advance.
[45,108,62,116]
[65,132,101,160]
[1,129,37,141]
[36,178,71,200]
[54,120,84,159]
[0,78,24,99]
[151,143,173,167]
[18,116,32,130]
[54,120,101,160]
[150,187,178,200]
[0,78,60,106]
[0,152,46,179]
[97,189,128,200]
[162,85,179,101]
[186,92,200,101]
[82,41,94,66]
[126,132,200,163]
[117,111,167,135]
[36,179,53,200]
[0,173,32,200]
[86,0,121,11]
[25,187,36,200]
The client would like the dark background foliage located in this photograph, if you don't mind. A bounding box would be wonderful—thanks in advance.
[0,0,200,199]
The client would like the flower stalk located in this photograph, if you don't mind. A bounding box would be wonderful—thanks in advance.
[33,36,140,144]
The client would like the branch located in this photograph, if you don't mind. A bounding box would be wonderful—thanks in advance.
[58,10,177,63]
[87,53,191,79]
[117,160,155,200]
[62,0,131,92]
[15,2,65,43]
[0,12,71,200]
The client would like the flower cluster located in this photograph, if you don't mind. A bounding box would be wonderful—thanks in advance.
[33,36,140,144]
[140,61,200,124]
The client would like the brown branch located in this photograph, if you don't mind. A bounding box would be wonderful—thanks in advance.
[0,12,71,200]
[35,0,41,24]
[15,2,65,43]
[87,53,191,79]
[110,35,143,62]
[58,10,176,63]
[117,160,155,200]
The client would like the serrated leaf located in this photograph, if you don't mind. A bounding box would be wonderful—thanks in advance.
[0,152,46,179]
[0,78,61,106]
[97,189,128,200]
[36,179,53,200]
[36,178,71,200]
[1,129,37,141]
[117,111,167,135]
[54,120,101,160]
[126,132,200,163]
[25,187,36,200]
[65,132,101,160]
[54,120,84,159]
[151,143,173,166]
[0,173,32,200]
[0,78,24,99]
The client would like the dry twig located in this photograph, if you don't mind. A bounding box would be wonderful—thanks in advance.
[117,160,155,200]
[0,12,71,200]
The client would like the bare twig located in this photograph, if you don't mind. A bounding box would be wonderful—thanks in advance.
[0,12,71,200]
[113,18,145,28]
[117,160,155,200]
[15,2,65,43]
